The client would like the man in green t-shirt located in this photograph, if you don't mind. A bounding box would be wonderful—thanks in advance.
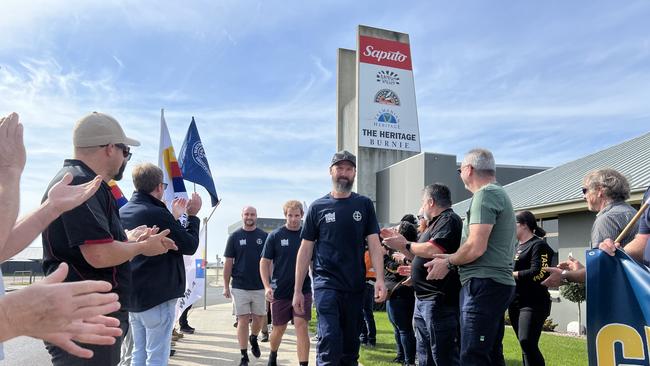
[425,148,516,366]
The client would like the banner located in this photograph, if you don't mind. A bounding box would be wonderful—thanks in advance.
[586,249,650,365]
[158,109,188,211]
[176,224,206,320]
[357,32,420,152]
[178,117,219,207]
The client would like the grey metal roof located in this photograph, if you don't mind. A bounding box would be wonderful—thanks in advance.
[452,132,650,216]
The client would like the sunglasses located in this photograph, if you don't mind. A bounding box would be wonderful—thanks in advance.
[417,215,425,220]
[114,143,132,161]
[457,165,472,175]
[100,143,131,161]
[581,187,588,195]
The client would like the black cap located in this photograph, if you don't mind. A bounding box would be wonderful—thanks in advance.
[330,150,356,167]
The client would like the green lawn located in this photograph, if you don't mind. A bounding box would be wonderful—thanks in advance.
[311,310,587,366]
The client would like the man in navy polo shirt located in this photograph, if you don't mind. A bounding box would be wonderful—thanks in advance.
[293,150,387,366]
[223,206,269,366]
[42,112,177,366]
[260,200,312,366]
[119,163,202,366]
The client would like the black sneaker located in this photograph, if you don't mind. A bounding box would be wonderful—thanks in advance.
[179,326,195,334]
[267,358,277,366]
[249,335,261,358]
[392,356,404,364]
[239,356,249,366]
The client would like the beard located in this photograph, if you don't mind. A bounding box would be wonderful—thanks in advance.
[113,161,127,181]
[332,176,354,193]
[244,218,256,227]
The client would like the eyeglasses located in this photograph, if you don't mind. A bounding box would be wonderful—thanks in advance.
[162,182,168,190]
[417,215,424,220]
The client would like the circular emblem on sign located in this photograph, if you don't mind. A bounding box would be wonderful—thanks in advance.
[376,110,399,124]
[374,89,400,106]
[257,238,263,245]
[376,70,400,85]
[191,141,211,175]
[353,211,362,222]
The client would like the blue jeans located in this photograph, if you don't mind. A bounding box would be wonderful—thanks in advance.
[359,283,376,344]
[386,296,416,364]
[460,278,515,366]
[413,297,459,366]
[314,288,364,366]
[129,298,177,366]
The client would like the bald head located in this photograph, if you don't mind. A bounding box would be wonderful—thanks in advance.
[242,206,258,231]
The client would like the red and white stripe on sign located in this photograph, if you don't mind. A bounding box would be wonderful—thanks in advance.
[359,35,412,70]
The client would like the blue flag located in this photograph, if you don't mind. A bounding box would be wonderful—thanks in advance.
[586,249,650,365]
[178,117,219,207]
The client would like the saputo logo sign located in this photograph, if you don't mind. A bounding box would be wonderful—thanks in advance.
[359,35,413,70]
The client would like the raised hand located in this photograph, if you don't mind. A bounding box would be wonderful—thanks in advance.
[46,173,102,215]
[171,198,188,220]
[141,229,177,256]
[187,192,203,216]
[0,112,26,174]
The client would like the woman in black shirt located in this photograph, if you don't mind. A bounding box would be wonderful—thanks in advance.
[509,211,554,366]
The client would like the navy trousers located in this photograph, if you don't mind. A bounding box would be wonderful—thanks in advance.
[314,288,364,366]
[460,278,515,366]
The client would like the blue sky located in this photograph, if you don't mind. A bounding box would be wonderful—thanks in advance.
[2,0,649,260]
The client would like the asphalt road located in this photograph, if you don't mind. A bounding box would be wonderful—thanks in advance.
[0,285,229,365]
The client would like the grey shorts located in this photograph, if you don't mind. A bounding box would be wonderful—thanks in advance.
[231,288,266,316]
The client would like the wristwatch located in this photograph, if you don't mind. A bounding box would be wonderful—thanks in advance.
[446,257,457,271]
[405,242,412,253]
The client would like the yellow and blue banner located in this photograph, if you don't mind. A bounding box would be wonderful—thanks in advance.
[158,109,188,210]
[587,249,650,365]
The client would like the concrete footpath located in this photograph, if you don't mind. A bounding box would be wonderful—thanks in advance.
[169,302,317,366]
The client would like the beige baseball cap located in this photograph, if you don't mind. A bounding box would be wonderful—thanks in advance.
[73,112,141,148]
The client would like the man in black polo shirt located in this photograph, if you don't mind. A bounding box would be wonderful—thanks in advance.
[260,200,312,366]
[383,183,462,366]
[119,163,202,365]
[42,112,178,366]
[293,150,387,366]
[223,206,269,366]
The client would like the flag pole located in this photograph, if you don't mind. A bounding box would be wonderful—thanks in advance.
[203,217,208,310]
[614,197,650,243]
[202,199,221,309]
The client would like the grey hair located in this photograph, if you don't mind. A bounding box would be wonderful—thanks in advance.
[464,148,496,177]
[583,168,630,201]
[422,183,452,208]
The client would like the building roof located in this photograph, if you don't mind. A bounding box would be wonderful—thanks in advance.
[452,132,650,217]
[7,246,42,261]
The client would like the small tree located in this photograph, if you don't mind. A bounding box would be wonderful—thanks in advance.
[560,282,586,334]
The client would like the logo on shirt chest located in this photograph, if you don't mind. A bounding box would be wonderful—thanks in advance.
[257,238,263,245]
[281,239,289,247]
[325,212,336,223]
[353,211,362,222]
[239,239,247,246]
